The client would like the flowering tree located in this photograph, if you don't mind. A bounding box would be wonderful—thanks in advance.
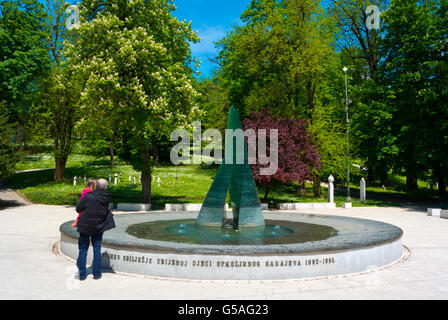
[66,0,202,203]
[242,110,321,201]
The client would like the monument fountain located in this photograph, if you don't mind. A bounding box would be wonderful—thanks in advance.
[59,107,403,280]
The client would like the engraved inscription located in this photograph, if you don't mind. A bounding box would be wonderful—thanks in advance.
[102,252,337,269]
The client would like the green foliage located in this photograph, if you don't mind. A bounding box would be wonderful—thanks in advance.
[330,0,388,81]
[44,0,70,65]
[194,78,230,133]
[0,103,22,178]
[0,0,51,121]
[333,0,447,202]
[331,0,391,184]
[216,0,337,120]
[19,0,85,181]
[379,0,448,199]
[350,80,399,183]
[309,103,347,181]
[35,61,84,180]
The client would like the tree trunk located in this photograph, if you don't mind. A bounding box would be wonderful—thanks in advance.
[298,181,306,195]
[306,78,315,124]
[367,166,374,183]
[313,174,322,198]
[263,181,272,202]
[435,163,447,208]
[406,175,419,190]
[109,144,114,169]
[380,170,388,186]
[437,175,447,208]
[153,137,160,166]
[141,168,152,204]
[54,157,67,181]
[17,125,25,152]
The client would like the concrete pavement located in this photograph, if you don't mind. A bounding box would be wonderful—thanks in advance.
[0,192,447,299]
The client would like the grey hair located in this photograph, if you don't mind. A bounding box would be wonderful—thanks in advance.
[96,178,108,190]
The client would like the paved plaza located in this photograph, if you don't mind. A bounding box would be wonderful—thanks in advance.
[0,188,447,300]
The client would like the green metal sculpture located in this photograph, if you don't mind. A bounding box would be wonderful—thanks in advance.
[197,106,265,229]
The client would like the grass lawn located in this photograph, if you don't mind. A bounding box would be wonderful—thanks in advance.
[14,152,129,171]
[7,152,441,209]
[9,164,217,209]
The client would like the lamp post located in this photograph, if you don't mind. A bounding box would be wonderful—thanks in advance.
[343,67,351,201]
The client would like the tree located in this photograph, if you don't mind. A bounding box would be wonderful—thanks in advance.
[216,0,343,197]
[28,0,84,181]
[330,0,388,82]
[330,0,392,184]
[76,122,120,169]
[380,0,448,203]
[217,0,334,121]
[426,0,448,206]
[350,81,398,185]
[0,0,51,147]
[195,77,231,133]
[380,0,427,189]
[37,65,84,181]
[242,109,321,201]
[379,0,427,187]
[308,101,348,193]
[69,0,202,203]
[0,102,21,178]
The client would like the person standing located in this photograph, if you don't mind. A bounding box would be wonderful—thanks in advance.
[71,179,97,228]
[75,178,115,280]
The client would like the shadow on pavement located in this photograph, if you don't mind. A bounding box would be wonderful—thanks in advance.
[0,180,29,210]
[0,199,26,211]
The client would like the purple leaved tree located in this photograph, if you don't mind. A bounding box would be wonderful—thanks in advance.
[242,110,321,201]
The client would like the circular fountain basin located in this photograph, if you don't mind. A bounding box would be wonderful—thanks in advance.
[126,219,338,245]
[59,212,403,280]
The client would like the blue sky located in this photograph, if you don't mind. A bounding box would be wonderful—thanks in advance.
[172,0,252,78]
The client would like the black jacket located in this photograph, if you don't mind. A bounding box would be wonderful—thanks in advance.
[76,189,112,235]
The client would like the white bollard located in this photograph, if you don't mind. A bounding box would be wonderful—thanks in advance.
[328,175,334,203]
[427,208,441,217]
[133,177,136,185]
[441,210,448,219]
[73,176,77,186]
[114,173,118,185]
[360,178,366,204]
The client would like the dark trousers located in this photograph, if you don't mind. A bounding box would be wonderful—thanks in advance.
[76,232,103,278]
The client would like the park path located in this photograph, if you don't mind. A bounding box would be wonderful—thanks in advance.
[0,203,448,299]
[0,186,30,211]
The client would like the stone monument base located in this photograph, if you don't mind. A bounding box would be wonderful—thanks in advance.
[59,212,403,280]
